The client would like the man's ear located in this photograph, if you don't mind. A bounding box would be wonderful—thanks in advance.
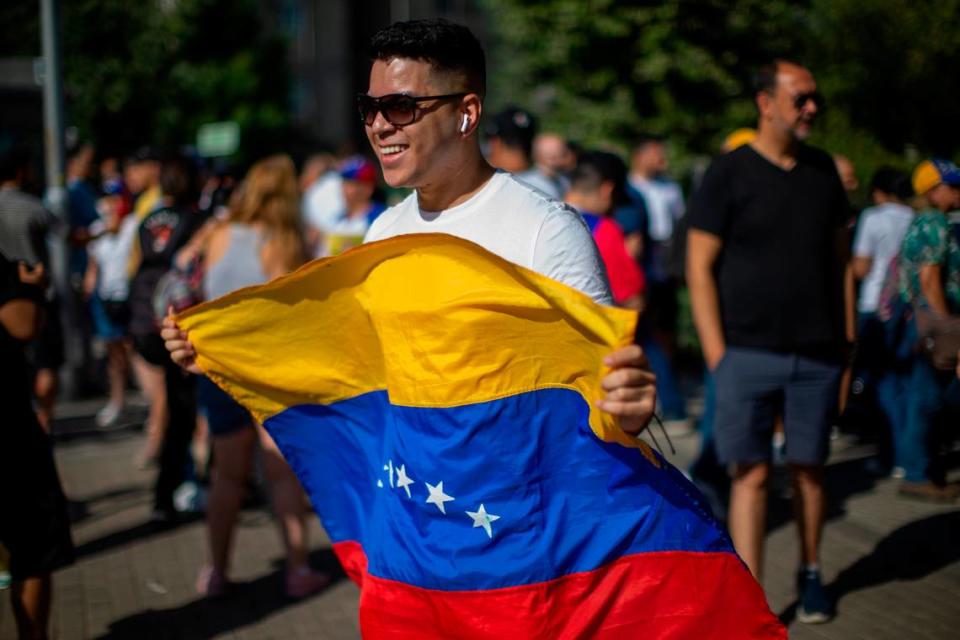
[460,93,483,136]
[599,180,615,205]
[756,91,772,120]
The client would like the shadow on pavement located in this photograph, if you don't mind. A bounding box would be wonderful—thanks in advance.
[68,485,150,526]
[74,512,203,560]
[95,549,347,640]
[766,456,881,534]
[778,510,960,625]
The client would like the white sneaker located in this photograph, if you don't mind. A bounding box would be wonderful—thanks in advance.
[890,466,906,479]
[95,403,122,428]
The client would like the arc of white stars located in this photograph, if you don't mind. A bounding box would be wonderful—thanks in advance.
[383,460,394,488]
[395,464,415,498]
[424,481,455,514]
[466,504,501,539]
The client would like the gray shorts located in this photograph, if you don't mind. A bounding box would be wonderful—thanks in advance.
[714,346,842,466]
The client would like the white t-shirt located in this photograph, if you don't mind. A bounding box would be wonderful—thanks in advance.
[89,214,140,300]
[364,171,613,305]
[302,171,345,233]
[852,202,914,312]
[628,174,685,243]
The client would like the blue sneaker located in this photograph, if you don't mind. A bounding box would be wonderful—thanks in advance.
[797,569,834,624]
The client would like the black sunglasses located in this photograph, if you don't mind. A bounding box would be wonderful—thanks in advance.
[356,92,468,126]
[792,91,825,111]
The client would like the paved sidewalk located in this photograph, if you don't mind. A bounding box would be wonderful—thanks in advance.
[1,401,958,639]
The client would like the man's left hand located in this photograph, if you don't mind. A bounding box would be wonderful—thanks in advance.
[597,344,657,435]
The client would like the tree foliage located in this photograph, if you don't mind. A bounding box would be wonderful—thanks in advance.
[1,0,290,159]
[481,0,960,179]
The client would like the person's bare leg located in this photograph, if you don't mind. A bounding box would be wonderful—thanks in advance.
[193,414,210,478]
[206,427,256,573]
[33,369,57,434]
[106,340,128,411]
[728,461,770,582]
[131,354,167,464]
[11,575,52,640]
[790,464,825,567]
[257,425,309,571]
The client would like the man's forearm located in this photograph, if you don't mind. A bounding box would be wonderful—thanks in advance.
[920,265,950,315]
[688,267,726,369]
[844,262,857,342]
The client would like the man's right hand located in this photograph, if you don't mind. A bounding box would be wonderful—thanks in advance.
[162,309,202,374]
[705,346,726,372]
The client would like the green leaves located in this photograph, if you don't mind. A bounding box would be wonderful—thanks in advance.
[28,0,290,158]
[481,0,960,178]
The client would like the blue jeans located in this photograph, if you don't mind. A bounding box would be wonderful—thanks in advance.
[901,356,949,482]
[691,369,723,480]
[642,338,686,420]
[856,312,909,469]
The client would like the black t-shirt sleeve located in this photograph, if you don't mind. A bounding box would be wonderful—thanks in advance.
[688,155,732,238]
[809,146,853,228]
[0,255,43,308]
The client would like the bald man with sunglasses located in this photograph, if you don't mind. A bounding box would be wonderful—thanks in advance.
[164,20,656,437]
[687,60,851,624]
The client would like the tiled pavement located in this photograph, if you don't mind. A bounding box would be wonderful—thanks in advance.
[1,399,958,639]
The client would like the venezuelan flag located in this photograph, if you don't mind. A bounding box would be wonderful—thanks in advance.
[177,234,785,639]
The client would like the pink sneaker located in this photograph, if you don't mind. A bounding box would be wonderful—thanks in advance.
[196,566,230,598]
[285,566,330,599]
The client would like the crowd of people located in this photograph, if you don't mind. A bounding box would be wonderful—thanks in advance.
[2,16,959,639]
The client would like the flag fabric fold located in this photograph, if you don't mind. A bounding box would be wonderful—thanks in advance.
[177,233,785,639]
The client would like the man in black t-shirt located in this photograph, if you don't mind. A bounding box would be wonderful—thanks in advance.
[687,60,850,625]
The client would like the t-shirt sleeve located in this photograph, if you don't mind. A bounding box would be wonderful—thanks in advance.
[826,156,853,228]
[687,157,731,237]
[594,218,644,304]
[852,213,877,258]
[0,255,43,307]
[903,212,948,266]
[533,204,613,305]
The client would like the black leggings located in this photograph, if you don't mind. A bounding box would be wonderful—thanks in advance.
[134,333,196,512]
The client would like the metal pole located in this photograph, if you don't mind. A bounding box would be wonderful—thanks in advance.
[41,0,65,218]
[40,0,82,397]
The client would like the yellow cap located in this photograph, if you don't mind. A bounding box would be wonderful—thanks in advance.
[912,160,942,196]
[722,128,757,153]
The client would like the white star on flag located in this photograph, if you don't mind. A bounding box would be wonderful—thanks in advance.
[466,504,501,538]
[395,464,415,498]
[424,481,455,514]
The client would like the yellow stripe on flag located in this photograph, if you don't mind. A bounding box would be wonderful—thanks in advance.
[176,233,656,459]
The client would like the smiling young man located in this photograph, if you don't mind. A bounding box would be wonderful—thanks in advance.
[687,60,851,624]
[360,20,655,432]
[164,20,655,435]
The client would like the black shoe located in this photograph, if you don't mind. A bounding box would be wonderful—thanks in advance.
[797,568,834,624]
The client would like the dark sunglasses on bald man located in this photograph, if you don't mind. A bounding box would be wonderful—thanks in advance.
[357,92,468,126]
[792,91,825,111]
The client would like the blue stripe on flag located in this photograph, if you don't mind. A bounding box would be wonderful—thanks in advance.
[264,388,732,591]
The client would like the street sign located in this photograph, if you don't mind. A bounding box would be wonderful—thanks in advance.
[196,121,240,157]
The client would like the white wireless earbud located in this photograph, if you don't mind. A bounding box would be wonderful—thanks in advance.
[460,114,470,133]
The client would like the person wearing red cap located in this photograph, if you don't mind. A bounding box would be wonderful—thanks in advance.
[316,156,387,257]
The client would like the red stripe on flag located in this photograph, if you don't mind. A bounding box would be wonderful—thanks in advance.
[332,541,786,639]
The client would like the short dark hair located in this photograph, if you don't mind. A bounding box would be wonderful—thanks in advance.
[753,58,805,95]
[0,147,29,183]
[369,19,486,98]
[869,166,913,201]
[160,155,196,207]
[633,134,664,154]
[486,106,537,157]
[570,150,628,202]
